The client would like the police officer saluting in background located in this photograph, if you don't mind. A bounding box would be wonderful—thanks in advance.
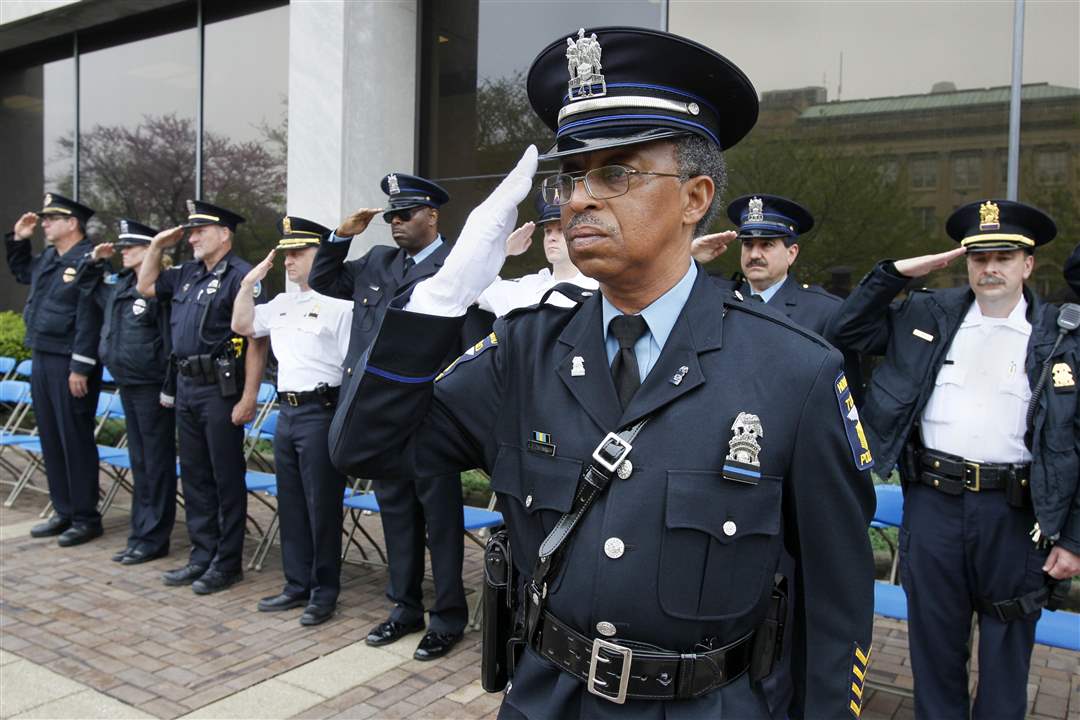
[136,200,268,594]
[332,27,876,718]
[231,216,352,626]
[309,175,471,660]
[80,219,177,565]
[827,200,1080,719]
[6,193,105,546]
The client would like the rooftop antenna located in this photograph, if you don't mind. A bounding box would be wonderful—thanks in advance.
[838,51,843,101]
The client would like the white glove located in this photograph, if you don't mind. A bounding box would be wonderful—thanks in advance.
[407,145,538,316]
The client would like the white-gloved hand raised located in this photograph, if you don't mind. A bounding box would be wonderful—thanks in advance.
[407,145,539,316]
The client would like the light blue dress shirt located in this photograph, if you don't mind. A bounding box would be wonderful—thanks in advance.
[753,274,787,303]
[601,261,697,382]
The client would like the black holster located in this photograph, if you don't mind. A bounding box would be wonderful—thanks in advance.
[749,575,788,682]
[214,354,241,397]
[481,529,522,693]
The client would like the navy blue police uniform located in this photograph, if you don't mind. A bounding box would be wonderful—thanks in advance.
[728,194,863,403]
[309,175,475,652]
[5,193,104,544]
[329,27,877,719]
[79,219,177,564]
[826,200,1079,718]
[156,200,263,590]
[1066,242,1080,298]
[251,216,353,625]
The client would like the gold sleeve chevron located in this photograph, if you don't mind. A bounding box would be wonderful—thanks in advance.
[849,642,872,718]
[435,332,498,382]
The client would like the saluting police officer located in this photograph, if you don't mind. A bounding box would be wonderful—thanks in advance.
[80,219,177,565]
[136,200,268,594]
[309,175,471,660]
[6,193,105,546]
[729,194,862,399]
[477,191,598,317]
[827,200,1080,719]
[231,216,353,626]
[331,27,876,718]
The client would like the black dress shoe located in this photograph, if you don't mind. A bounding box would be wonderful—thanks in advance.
[191,569,243,595]
[299,604,335,626]
[30,516,71,538]
[57,522,103,547]
[162,563,208,586]
[111,546,134,562]
[365,618,425,647]
[414,630,463,661]
[120,547,168,566]
[257,592,308,612]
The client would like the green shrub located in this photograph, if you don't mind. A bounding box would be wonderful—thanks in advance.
[0,311,29,363]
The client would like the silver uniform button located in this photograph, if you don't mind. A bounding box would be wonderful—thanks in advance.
[525,494,533,508]
[723,520,737,537]
[604,537,625,559]
[616,459,632,479]
[596,621,617,637]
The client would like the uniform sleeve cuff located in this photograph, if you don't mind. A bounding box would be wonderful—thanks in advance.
[328,231,352,244]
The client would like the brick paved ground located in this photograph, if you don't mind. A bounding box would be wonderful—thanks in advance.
[1,462,1077,719]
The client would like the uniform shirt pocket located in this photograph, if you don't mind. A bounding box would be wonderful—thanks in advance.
[658,470,783,620]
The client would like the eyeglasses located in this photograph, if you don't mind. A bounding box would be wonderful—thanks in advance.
[383,207,418,224]
[541,165,682,206]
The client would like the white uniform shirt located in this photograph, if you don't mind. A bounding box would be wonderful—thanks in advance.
[920,295,1033,464]
[252,290,353,392]
[477,268,599,317]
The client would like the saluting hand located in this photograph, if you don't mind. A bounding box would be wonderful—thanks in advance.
[92,243,116,262]
[690,230,737,264]
[13,212,38,241]
[893,247,966,278]
[68,372,88,398]
[242,249,275,287]
[151,226,184,249]
[505,222,535,257]
[337,208,382,237]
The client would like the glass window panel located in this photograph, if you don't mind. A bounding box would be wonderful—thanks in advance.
[910,155,939,190]
[78,26,198,236]
[951,153,982,191]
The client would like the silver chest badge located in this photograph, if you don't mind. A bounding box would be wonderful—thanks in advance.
[132,298,147,316]
[571,356,585,377]
[206,278,219,295]
[566,28,605,100]
[722,411,764,484]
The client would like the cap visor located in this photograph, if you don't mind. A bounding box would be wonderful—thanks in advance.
[539,128,691,161]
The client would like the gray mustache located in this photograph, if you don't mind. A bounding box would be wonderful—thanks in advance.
[978,275,1006,286]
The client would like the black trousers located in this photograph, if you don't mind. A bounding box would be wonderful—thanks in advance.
[30,350,102,524]
[118,383,177,554]
[176,379,247,573]
[374,472,467,635]
[900,483,1047,719]
[273,401,347,608]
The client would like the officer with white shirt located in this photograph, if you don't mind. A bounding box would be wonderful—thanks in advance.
[231,216,353,627]
[478,192,598,316]
[827,199,1080,719]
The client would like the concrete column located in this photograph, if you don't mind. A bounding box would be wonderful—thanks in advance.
[286,0,417,259]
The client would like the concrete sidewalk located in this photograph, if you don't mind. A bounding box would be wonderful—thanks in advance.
[1,474,1077,719]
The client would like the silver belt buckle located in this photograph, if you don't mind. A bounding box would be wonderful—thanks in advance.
[587,637,632,704]
[591,432,632,475]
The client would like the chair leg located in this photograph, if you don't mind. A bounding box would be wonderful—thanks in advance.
[4,460,38,507]
[253,512,280,572]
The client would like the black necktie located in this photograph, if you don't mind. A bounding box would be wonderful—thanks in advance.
[403,256,415,275]
[609,314,648,410]
[750,294,764,303]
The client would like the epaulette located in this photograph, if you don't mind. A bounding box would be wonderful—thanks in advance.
[797,283,841,303]
[502,282,595,322]
[723,290,834,350]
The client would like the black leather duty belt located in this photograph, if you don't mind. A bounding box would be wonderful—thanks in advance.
[277,387,339,407]
[533,611,753,703]
[918,448,1030,495]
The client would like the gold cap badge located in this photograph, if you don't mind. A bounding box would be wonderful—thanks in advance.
[979,201,1000,231]
[282,216,292,234]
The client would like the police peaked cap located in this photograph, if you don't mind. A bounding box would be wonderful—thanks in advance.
[115,218,160,248]
[946,199,1056,253]
[380,173,450,212]
[527,27,758,160]
[534,189,561,225]
[727,194,814,245]
[182,199,246,232]
[39,192,95,224]
[276,215,331,251]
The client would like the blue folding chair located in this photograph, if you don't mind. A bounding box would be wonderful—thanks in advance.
[0,356,17,380]
[14,359,31,379]
[101,366,116,385]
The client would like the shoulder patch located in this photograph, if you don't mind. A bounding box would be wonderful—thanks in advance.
[436,332,497,382]
[849,642,872,717]
[835,372,873,471]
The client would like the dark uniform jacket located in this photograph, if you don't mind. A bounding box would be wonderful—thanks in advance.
[1066,243,1080,298]
[826,260,1080,554]
[4,233,101,374]
[79,263,170,386]
[334,266,876,719]
[742,276,864,403]
[155,251,257,360]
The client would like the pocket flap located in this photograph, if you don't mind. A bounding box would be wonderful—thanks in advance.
[665,470,782,543]
[490,445,580,514]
